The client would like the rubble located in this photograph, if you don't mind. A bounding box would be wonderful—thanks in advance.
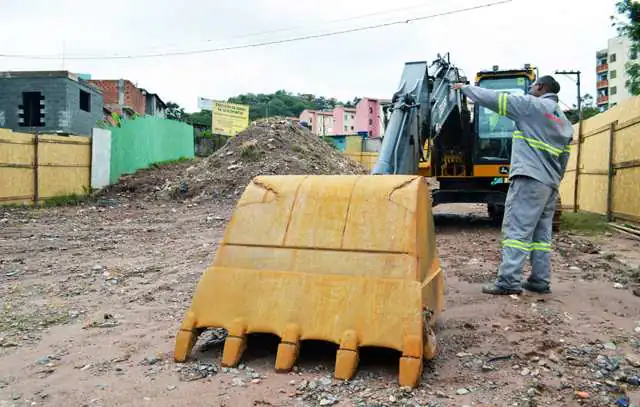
[100,118,367,204]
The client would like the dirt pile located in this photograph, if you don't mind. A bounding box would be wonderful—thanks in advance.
[101,118,368,204]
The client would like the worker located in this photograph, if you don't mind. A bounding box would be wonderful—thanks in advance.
[452,76,573,295]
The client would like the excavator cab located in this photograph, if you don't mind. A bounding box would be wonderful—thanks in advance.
[425,65,537,223]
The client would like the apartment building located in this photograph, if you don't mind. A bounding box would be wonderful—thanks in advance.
[596,36,638,111]
[299,97,391,138]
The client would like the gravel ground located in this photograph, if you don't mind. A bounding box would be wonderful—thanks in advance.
[1,199,639,407]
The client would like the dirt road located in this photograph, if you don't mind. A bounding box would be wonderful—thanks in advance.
[1,200,639,407]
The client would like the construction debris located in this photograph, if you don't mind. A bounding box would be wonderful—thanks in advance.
[100,118,367,204]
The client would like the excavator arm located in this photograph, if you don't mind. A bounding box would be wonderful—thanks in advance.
[372,53,466,175]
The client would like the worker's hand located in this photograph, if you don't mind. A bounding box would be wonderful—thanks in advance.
[451,82,465,90]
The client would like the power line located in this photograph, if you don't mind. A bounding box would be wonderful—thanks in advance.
[0,0,512,61]
[58,0,476,56]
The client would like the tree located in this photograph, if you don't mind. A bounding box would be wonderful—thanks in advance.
[565,93,601,124]
[166,101,186,121]
[612,0,640,95]
[226,90,357,122]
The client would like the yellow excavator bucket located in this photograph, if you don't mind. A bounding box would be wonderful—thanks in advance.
[174,174,445,388]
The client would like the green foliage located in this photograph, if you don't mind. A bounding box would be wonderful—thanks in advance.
[227,90,356,122]
[41,194,88,207]
[166,101,187,121]
[564,94,601,124]
[240,144,263,161]
[168,91,358,130]
[560,212,609,234]
[151,157,193,168]
[612,1,640,95]
[322,136,338,149]
[186,110,212,128]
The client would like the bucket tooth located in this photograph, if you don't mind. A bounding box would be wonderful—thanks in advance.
[399,334,423,388]
[275,323,301,372]
[335,330,359,381]
[221,318,247,367]
[174,311,198,362]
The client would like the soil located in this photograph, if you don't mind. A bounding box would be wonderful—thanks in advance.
[99,118,367,205]
[1,198,640,407]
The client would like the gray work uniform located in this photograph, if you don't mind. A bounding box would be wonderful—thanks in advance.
[460,85,574,289]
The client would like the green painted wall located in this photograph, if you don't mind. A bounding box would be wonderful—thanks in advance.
[109,117,194,184]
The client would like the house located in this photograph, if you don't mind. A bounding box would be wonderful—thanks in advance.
[88,79,167,121]
[88,79,146,119]
[140,89,167,118]
[0,70,104,136]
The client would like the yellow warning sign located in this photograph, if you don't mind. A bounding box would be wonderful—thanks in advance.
[212,101,249,137]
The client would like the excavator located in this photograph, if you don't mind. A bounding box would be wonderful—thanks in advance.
[173,53,558,388]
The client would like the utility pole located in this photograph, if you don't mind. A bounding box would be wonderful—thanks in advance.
[555,69,582,213]
[555,70,581,121]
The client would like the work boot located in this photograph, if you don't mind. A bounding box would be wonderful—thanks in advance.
[522,280,551,294]
[481,283,522,295]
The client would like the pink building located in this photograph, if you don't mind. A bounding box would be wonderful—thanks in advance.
[299,97,391,137]
[355,97,381,138]
[299,109,333,135]
[332,106,357,134]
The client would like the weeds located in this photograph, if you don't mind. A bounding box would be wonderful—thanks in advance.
[151,157,193,168]
[240,144,263,161]
[560,211,609,234]
[41,194,88,207]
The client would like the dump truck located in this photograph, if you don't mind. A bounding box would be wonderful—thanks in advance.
[173,53,558,388]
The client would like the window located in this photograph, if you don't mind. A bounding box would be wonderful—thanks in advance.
[350,126,354,131]
[610,70,617,79]
[344,125,348,131]
[610,53,617,63]
[368,119,373,125]
[19,91,45,127]
[369,106,373,114]
[611,86,617,95]
[475,76,530,162]
[79,90,91,112]
[350,114,354,120]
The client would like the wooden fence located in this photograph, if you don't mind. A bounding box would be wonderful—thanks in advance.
[0,129,91,206]
[559,96,640,224]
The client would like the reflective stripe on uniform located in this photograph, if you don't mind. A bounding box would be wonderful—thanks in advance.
[502,239,531,252]
[513,131,563,157]
[531,242,552,252]
[498,93,508,116]
[502,239,552,252]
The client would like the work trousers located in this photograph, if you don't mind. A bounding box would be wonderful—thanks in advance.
[495,175,558,290]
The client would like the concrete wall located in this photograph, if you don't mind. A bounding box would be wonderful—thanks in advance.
[0,76,102,135]
[65,80,104,135]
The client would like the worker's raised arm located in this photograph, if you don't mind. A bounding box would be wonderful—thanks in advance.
[458,85,533,121]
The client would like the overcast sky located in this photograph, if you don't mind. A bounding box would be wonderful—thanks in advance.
[0,0,620,112]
